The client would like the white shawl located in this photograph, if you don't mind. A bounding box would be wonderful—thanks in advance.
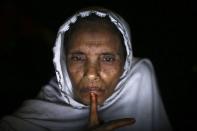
[0,8,172,131]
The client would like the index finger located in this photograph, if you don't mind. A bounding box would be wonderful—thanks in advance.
[88,93,100,128]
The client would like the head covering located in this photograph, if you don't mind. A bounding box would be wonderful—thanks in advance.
[0,8,172,131]
[52,7,133,109]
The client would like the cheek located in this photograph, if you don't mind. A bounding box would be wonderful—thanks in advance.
[67,64,84,85]
[100,63,123,87]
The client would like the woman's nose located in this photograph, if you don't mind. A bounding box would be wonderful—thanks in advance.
[85,62,99,81]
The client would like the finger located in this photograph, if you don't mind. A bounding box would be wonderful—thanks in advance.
[105,118,135,130]
[88,93,99,128]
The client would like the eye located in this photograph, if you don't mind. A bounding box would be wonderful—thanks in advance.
[70,54,86,62]
[101,54,115,63]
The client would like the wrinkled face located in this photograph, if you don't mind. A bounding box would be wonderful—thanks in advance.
[66,23,125,105]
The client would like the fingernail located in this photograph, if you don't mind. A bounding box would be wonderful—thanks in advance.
[90,92,95,97]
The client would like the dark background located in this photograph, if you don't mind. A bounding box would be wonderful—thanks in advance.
[0,0,196,131]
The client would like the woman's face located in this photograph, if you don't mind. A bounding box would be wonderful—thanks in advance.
[66,23,125,105]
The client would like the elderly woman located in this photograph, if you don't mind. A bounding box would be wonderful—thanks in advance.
[0,7,172,131]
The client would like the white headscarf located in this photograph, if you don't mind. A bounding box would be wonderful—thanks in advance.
[0,8,172,131]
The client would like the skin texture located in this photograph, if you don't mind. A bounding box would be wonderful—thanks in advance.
[66,21,135,130]
[66,23,125,105]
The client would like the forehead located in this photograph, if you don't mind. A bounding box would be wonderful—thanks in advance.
[68,24,122,51]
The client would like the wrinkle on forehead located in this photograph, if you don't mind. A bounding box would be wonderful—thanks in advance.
[82,42,107,47]
[69,30,121,53]
[69,42,120,56]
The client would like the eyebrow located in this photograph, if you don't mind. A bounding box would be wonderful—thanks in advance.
[67,50,121,56]
[67,51,85,55]
[100,53,116,56]
[102,51,123,56]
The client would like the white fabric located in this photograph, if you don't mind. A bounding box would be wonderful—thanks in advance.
[0,8,172,131]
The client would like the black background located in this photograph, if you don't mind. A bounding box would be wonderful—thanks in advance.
[0,0,196,131]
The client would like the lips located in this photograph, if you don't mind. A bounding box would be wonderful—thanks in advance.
[80,87,105,95]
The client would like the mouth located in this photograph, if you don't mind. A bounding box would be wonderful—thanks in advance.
[80,87,105,95]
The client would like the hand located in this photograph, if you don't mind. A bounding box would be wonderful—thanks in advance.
[87,93,135,131]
